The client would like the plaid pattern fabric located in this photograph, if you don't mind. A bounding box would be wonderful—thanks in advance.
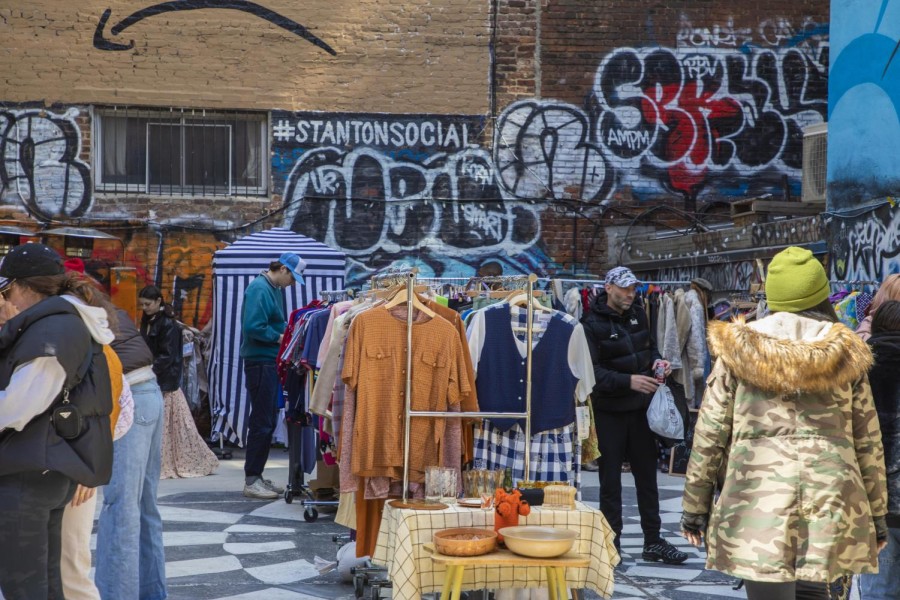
[372,501,619,600]
[474,421,575,483]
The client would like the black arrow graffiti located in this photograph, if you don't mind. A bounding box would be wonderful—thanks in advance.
[93,0,337,55]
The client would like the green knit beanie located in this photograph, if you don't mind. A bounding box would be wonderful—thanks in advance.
[765,247,830,312]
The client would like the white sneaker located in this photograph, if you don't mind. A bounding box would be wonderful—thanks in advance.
[243,479,279,500]
[261,478,285,494]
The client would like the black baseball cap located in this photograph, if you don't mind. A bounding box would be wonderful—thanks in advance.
[0,243,65,282]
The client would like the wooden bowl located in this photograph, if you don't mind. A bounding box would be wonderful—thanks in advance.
[499,526,577,558]
[433,528,498,556]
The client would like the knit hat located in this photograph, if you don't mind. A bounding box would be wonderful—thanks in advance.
[765,247,829,312]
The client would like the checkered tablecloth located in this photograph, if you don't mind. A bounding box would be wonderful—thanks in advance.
[372,501,619,600]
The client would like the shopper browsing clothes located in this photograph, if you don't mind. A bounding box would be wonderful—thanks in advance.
[0,243,116,598]
[582,266,687,564]
[859,299,900,599]
[240,253,306,500]
[681,247,888,600]
[139,285,218,479]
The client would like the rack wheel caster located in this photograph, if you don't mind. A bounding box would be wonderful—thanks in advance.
[221,451,232,460]
[284,489,293,504]
[304,507,318,522]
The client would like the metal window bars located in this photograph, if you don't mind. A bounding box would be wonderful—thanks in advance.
[374,269,538,501]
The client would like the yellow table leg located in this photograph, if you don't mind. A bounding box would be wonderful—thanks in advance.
[449,565,465,600]
[552,567,568,600]
[545,566,558,600]
[440,565,458,600]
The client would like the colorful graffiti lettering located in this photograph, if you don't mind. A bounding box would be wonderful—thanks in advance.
[594,40,828,202]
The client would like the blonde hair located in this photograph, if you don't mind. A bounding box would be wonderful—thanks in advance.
[871,274,900,313]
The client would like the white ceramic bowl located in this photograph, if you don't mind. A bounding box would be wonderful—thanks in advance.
[499,526,577,558]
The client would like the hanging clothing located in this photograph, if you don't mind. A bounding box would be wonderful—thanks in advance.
[341,305,470,482]
[160,388,219,479]
[467,304,593,433]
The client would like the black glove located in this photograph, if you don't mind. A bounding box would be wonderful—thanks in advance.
[680,511,708,535]
[874,515,888,542]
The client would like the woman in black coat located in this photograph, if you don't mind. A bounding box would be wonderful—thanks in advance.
[860,299,900,599]
[139,286,217,479]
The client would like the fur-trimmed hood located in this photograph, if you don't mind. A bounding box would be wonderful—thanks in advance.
[707,312,873,395]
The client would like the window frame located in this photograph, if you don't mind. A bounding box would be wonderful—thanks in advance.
[93,107,269,198]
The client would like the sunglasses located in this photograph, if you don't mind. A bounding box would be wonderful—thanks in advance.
[0,279,15,300]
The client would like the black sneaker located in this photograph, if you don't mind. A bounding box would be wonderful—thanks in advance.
[642,539,688,564]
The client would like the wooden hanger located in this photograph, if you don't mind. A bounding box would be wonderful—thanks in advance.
[383,285,436,318]
[506,291,553,312]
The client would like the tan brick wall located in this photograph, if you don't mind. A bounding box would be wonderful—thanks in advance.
[0,0,490,114]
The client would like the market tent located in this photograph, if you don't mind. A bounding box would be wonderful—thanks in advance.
[209,227,345,446]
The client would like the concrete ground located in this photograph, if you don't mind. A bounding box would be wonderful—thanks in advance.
[82,447,767,600]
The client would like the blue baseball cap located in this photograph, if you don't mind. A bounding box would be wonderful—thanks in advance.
[278,252,306,285]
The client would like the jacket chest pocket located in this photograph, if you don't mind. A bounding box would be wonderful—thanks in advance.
[364,346,396,386]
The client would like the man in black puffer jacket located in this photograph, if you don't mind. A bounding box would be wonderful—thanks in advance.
[582,266,686,565]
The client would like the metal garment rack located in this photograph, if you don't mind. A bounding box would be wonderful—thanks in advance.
[378,271,537,502]
[552,278,693,286]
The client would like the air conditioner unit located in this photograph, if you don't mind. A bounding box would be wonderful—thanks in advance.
[801,122,827,203]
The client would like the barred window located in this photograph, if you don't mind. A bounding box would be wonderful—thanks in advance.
[94,107,268,196]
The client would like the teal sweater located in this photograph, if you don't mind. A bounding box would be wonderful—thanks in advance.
[240,273,286,361]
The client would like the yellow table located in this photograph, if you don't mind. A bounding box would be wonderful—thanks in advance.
[372,502,619,600]
[425,543,590,600]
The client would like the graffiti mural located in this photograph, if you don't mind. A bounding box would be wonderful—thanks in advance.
[830,204,900,282]
[274,111,562,285]
[827,0,900,209]
[493,101,612,202]
[595,18,828,203]
[0,108,92,221]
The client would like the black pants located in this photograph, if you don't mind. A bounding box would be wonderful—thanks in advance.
[744,580,829,600]
[595,408,661,545]
[243,360,280,479]
[0,470,76,599]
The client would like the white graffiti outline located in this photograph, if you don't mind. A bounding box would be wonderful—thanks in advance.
[280,146,542,259]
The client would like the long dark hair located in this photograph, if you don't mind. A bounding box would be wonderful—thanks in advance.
[872,300,900,334]
[139,285,175,319]
[793,298,839,323]
[20,271,119,333]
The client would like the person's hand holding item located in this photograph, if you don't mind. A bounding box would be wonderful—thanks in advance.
[0,297,19,327]
[653,359,672,379]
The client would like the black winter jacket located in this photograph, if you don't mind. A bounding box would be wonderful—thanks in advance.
[582,292,660,412]
[0,296,113,486]
[868,331,900,526]
[112,309,154,375]
[141,309,182,392]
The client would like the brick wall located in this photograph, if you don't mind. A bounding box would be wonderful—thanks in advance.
[0,0,831,299]
[0,1,490,114]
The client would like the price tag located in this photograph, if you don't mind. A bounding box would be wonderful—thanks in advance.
[182,341,194,357]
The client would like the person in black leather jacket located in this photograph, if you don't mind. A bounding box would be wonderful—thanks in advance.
[138,286,218,479]
[139,286,182,393]
[582,266,686,565]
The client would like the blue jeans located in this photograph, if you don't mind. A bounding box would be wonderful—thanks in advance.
[860,527,900,600]
[95,377,167,600]
[243,361,279,479]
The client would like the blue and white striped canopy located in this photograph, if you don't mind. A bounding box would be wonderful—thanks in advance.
[209,227,345,446]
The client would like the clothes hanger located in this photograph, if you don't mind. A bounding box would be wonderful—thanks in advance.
[383,285,437,318]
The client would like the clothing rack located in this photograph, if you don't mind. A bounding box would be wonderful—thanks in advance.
[551,278,692,286]
[397,272,536,501]
[320,289,351,301]
[829,280,879,286]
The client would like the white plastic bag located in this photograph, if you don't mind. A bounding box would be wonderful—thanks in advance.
[646,384,684,440]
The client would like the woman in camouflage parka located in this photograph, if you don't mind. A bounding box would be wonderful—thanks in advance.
[680,247,888,600]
